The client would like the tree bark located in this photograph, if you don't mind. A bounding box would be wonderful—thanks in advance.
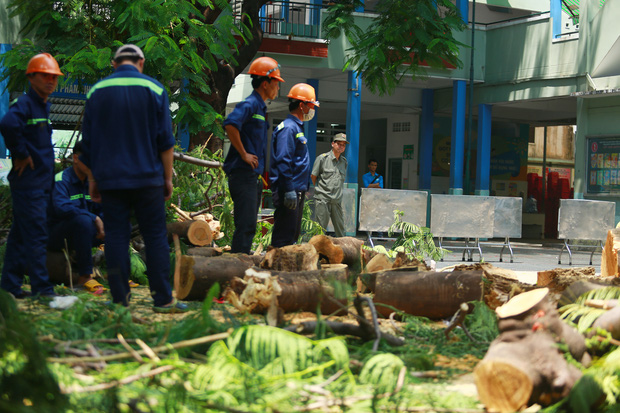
[167,220,212,246]
[175,254,260,301]
[373,270,484,319]
[186,246,223,257]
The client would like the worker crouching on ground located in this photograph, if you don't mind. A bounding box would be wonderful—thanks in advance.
[80,44,186,313]
[269,83,319,247]
[311,133,349,237]
[0,53,64,299]
[47,140,106,294]
[223,56,284,254]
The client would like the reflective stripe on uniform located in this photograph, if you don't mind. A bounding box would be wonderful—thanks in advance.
[26,118,50,125]
[296,132,305,139]
[252,114,265,121]
[87,77,164,99]
[70,194,85,200]
[55,171,64,182]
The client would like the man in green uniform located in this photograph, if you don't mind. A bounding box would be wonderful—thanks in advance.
[310,133,348,237]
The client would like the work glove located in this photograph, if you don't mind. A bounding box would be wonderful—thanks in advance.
[284,191,297,210]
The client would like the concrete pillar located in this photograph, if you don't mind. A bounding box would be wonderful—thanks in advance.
[345,70,361,184]
[450,80,466,194]
[550,0,562,39]
[455,0,469,23]
[305,78,319,165]
[475,104,492,196]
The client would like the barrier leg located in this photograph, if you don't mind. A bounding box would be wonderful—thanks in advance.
[476,238,483,262]
[367,231,375,248]
[589,240,603,266]
[462,238,469,261]
[559,239,572,265]
[499,237,514,263]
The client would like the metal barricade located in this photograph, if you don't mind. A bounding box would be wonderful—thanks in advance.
[358,188,428,247]
[557,199,616,265]
[430,195,495,262]
[480,197,523,263]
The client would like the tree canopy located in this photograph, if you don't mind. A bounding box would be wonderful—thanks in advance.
[323,0,466,95]
[1,0,270,148]
[1,0,467,148]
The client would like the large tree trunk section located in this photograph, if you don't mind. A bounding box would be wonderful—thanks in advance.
[175,254,258,301]
[476,288,588,413]
[601,228,620,277]
[46,251,80,285]
[373,270,484,319]
[167,220,212,246]
[308,235,364,277]
[260,244,319,272]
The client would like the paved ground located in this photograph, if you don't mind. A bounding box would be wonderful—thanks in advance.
[368,236,603,284]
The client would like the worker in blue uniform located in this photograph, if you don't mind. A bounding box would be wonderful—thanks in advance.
[80,44,186,313]
[0,53,64,299]
[269,83,319,247]
[223,56,284,254]
[48,140,106,293]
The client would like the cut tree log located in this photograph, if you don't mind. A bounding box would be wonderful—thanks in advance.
[260,244,319,272]
[475,288,588,413]
[474,330,582,413]
[223,265,349,315]
[167,220,212,246]
[601,228,620,277]
[175,254,260,301]
[373,269,483,319]
[308,235,364,276]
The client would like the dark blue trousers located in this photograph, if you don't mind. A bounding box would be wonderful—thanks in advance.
[48,214,101,276]
[1,188,55,296]
[271,191,305,248]
[228,169,262,254]
[100,186,172,307]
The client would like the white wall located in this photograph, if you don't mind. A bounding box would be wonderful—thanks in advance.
[385,114,419,189]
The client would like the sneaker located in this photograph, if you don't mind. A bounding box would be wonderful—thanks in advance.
[153,299,189,314]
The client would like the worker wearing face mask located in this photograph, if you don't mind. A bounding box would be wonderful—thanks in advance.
[269,83,319,247]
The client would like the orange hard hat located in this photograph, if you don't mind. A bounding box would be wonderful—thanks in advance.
[287,83,320,107]
[26,53,64,76]
[248,57,284,82]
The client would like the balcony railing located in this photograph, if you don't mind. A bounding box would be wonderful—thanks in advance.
[232,1,324,39]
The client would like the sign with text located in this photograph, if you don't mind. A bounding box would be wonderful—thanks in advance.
[586,136,620,195]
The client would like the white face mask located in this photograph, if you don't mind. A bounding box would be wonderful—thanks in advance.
[303,108,315,122]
